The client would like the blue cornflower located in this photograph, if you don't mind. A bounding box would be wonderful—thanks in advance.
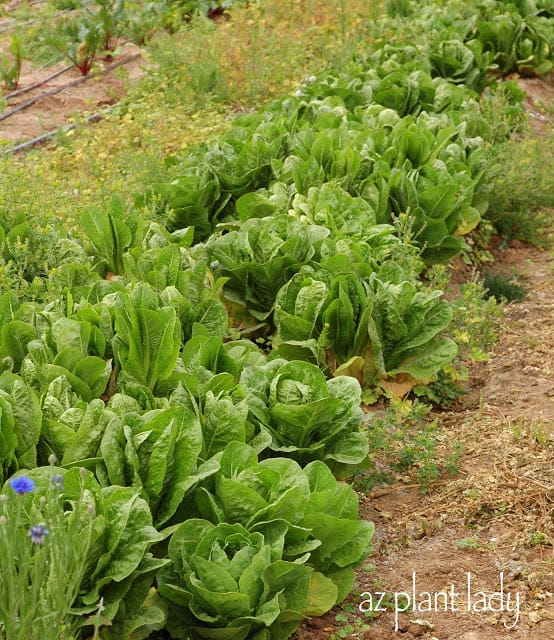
[50,475,64,490]
[9,476,35,495]
[29,524,49,544]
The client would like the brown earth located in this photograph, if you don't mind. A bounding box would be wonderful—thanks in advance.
[0,40,146,145]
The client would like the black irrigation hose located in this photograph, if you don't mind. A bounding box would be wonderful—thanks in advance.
[0,52,141,122]
[4,64,73,100]
[0,8,73,34]
[0,0,103,34]
[0,109,104,156]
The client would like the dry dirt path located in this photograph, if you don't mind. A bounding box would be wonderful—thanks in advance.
[355,242,554,640]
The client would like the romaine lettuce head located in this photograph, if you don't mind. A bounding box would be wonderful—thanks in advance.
[183,442,374,605]
[206,215,329,320]
[158,517,337,639]
[241,360,368,476]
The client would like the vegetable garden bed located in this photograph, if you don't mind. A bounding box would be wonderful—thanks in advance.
[0,0,553,639]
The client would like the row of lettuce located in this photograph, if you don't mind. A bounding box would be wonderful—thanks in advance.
[1,0,552,638]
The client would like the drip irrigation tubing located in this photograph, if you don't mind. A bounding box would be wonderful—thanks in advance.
[5,64,73,100]
[0,8,73,34]
[0,109,105,156]
[0,52,141,123]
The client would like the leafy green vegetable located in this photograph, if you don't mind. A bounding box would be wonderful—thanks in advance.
[476,10,553,75]
[241,360,368,476]
[207,215,329,320]
[0,395,16,483]
[112,285,181,390]
[184,442,374,602]
[143,167,223,243]
[428,39,491,91]
[99,406,218,526]
[0,320,37,371]
[20,317,113,404]
[289,182,377,238]
[39,398,114,467]
[274,269,457,393]
[158,517,337,640]
[371,277,458,391]
[81,197,133,275]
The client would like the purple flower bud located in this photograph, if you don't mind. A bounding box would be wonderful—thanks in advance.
[29,523,49,544]
[50,475,64,490]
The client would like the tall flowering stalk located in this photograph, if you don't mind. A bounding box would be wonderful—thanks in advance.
[0,465,95,640]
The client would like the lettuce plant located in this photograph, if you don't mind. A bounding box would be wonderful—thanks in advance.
[476,10,553,75]
[185,442,374,603]
[289,182,377,239]
[205,117,287,198]
[111,284,181,391]
[60,468,169,633]
[275,125,374,194]
[98,406,220,527]
[19,315,112,404]
[241,360,368,477]
[428,39,492,91]
[370,277,458,392]
[206,215,329,320]
[143,167,223,243]
[0,372,41,471]
[81,197,133,276]
[158,517,337,640]
[0,394,17,484]
[274,271,457,393]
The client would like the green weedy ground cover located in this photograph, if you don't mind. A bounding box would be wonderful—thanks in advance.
[0,0,552,638]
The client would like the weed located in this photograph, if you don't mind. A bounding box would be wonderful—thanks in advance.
[355,398,461,493]
[414,277,501,406]
[331,606,374,638]
[528,531,550,546]
[486,128,554,247]
[385,0,414,17]
[456,535,480,550]
[483,270,527,303]
[453,278,501,355]
[510,418,551,446]
[0,34,25,91]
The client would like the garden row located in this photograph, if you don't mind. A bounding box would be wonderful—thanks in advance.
[0,0,243,90]
[0,0,553,639]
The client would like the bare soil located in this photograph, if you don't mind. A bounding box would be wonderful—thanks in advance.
[0,41,146,144]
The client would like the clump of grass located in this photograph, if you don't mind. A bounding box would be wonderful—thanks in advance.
[483,270,526,303]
